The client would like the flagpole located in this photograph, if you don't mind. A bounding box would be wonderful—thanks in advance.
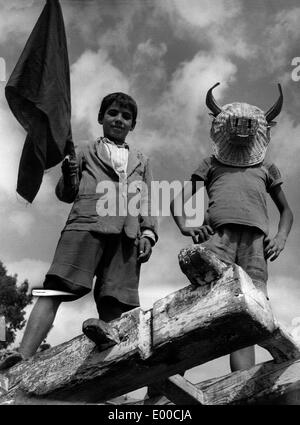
[63,128,77,189]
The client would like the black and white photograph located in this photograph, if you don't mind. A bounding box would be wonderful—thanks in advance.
[0,0,300,411]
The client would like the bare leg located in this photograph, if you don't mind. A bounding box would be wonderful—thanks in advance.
[230,346,255,372]
[19,296,62,359]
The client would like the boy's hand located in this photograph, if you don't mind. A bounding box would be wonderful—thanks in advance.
[62,156,78,181]
[138,237,152,263]
[181,225,214,243]
[264,234,286,262]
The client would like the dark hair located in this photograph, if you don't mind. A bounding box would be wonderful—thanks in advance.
[98,92,138,127]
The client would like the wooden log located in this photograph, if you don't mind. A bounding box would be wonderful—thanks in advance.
[133,358,300,406]
[178,245,228,286]
[152,374,205,405]
[0,264,276,405]
[259,321,300,362]
[195,357,300,405]
[152,264,275,360]
[0,375,8,395]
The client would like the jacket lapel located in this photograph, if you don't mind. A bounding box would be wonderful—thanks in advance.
[127,148,141,176]
[95,138,141,177]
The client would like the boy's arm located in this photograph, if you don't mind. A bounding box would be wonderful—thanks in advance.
[265,185,294,261]
[170,179,214,243]
[139,158,158,239]
[138,158,158,263]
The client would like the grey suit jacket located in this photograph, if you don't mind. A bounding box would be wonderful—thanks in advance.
[56,139,158,240]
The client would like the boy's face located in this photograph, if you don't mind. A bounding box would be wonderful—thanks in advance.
[99,101,135,144]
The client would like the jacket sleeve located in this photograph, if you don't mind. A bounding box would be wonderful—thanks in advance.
[139,157,158,242]
[55,148,84,203]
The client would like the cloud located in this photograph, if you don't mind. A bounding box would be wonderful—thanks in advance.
[156,0,240,29]
[154,0,253,60]
[268,275,300,328]
[267,112,300,177]
[137,52,237,161]
[130,40,168,101]
[62,1,105,42]
[6,258,50,291]
[71,48,129,139]
[0,0,38,44]
[263,7,300,72]
[95,0,143,51]
[0,1,103,47]
[8,211,34,237]
[0,89,24,200]
[165,53,236,124]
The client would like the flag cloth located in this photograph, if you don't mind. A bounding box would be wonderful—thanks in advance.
[5,0,74,203]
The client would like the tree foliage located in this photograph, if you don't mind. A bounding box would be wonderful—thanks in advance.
[0,260,33,348]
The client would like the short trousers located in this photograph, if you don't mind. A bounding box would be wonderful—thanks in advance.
[201,224,268,298]
[44,230,141,306]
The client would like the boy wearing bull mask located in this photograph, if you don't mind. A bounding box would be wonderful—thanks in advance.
[171,83,293,371]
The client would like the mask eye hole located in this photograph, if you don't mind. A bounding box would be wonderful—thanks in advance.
[248,119,252,128]
[235,118,239,127]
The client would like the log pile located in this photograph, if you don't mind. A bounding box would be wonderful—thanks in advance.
[0,246,299,405]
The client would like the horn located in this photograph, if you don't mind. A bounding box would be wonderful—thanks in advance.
[206,82,222,117]
[265,84,283,123]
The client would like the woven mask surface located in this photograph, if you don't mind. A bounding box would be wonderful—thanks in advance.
[210,102,269,167]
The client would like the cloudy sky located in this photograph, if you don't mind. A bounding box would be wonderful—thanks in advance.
[1,0,300,394]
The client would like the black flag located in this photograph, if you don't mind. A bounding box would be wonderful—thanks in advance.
[5,0,74,203]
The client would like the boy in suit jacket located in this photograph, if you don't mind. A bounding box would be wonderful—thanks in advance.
[0,92,158,368]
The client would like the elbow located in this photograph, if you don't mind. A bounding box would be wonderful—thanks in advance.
[285,204,294,221]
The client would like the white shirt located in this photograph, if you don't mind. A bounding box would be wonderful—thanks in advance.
[102,138,128,182]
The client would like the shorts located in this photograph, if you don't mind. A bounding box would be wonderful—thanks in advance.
[201,224,268,298]
[44,230,141,306]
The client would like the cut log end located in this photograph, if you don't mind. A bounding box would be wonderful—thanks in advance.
[178,245,228,286]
